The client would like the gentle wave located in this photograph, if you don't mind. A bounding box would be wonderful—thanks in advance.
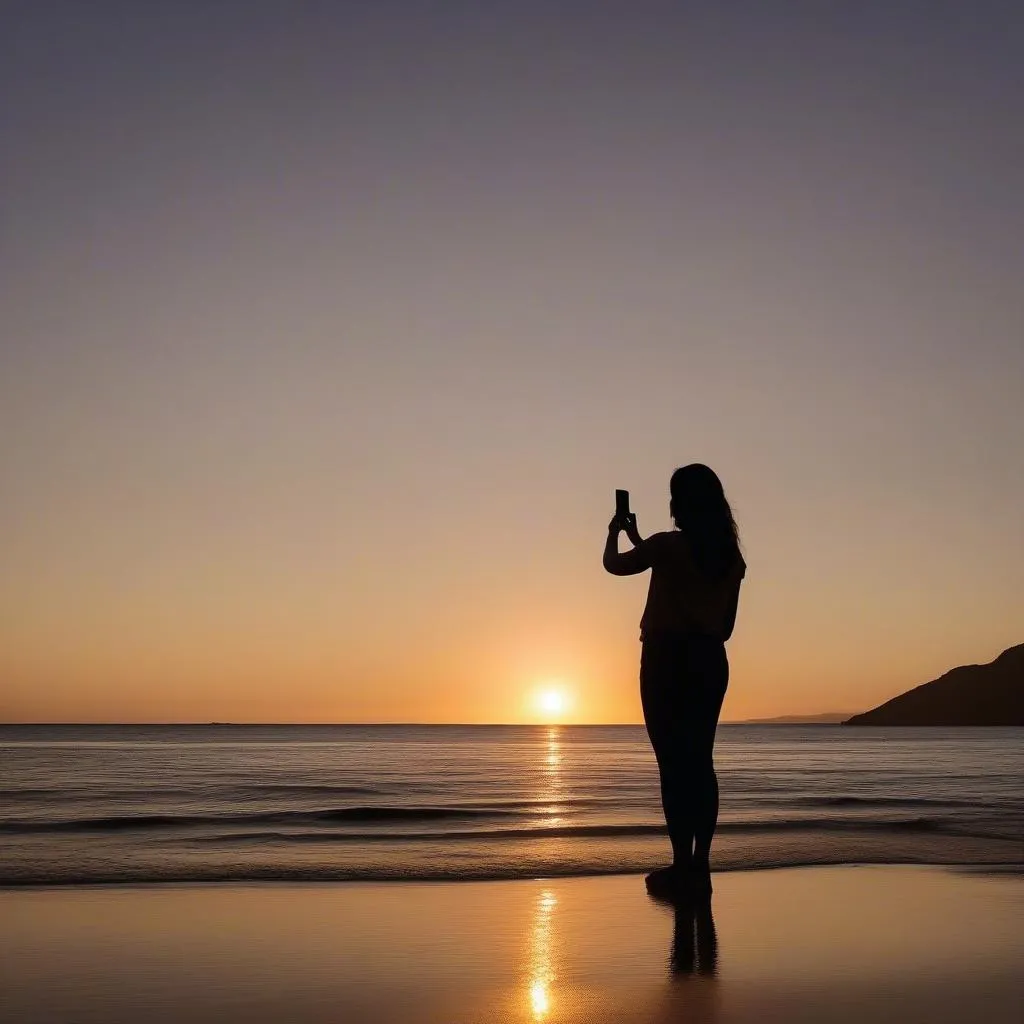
[0,805,530,833]
[192,815,950,839]
[790,795,999,809]
[0,784,391,801]
[189,818,1019,843]
[4,812,1017,844]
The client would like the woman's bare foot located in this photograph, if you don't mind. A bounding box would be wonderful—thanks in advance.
[645,864,683,898]
[646,864,713,903]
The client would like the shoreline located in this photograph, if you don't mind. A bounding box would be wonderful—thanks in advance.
[2,855,1023,890]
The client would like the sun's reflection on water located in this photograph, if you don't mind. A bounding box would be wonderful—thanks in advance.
[528,888,558,1020]
[545,727,561,768]
[543,727,563,826]
[525,728,563,1019]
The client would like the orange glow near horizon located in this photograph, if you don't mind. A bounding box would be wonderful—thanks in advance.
[0,619,1019,724]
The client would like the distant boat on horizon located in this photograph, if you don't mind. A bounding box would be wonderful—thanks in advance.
[845,643,1024,726]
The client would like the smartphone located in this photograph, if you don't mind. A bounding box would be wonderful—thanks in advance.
[615,489,630,518]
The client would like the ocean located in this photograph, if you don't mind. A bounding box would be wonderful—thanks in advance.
[1,725,1021,885]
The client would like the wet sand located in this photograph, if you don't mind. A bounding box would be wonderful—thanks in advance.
[1,865,1021,1023]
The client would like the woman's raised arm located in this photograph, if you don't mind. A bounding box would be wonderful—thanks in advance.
[603,516,659,576]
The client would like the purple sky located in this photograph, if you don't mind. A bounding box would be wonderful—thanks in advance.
[2,2,1022,721]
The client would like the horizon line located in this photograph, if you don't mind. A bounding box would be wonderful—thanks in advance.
[0,719,852,727]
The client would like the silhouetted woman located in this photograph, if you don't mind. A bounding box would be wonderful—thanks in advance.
[603,464,745,900]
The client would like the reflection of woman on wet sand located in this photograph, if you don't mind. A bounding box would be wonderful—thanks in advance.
[604,464,744,901]
[670,900,718,977]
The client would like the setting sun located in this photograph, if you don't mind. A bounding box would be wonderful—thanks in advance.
[535,688,568,719]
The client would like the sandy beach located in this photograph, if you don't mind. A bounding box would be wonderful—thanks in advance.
[2,865,1021,1023]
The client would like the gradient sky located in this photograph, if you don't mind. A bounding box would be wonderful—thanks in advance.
[2,1,1022,723]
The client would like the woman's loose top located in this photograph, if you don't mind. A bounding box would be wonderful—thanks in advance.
[638,531,746,642]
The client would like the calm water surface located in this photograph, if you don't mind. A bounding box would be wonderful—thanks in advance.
[1,725,1020,884]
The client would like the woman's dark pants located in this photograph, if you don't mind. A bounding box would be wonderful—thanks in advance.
[640,631,729,869]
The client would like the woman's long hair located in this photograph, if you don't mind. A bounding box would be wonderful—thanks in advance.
[669,464,740,581]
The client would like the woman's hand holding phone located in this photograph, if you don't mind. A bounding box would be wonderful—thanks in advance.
[609,511,642,547]
[621,513,641,547]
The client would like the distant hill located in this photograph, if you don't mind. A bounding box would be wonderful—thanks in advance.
[731,713,854,725]
[845,644,1024,726]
